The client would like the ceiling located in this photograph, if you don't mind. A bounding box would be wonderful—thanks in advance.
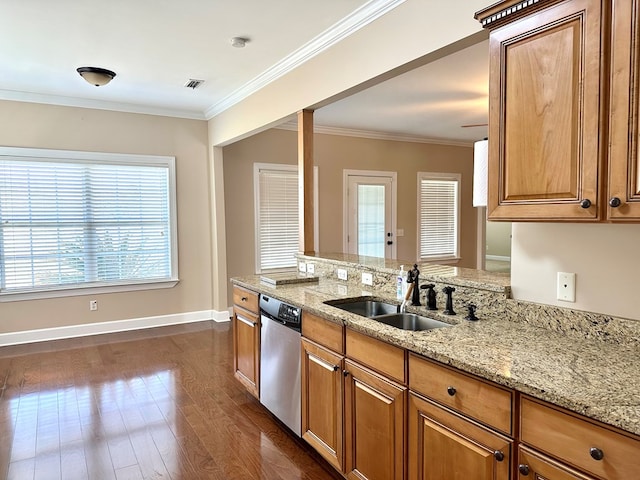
[0,0,488,144]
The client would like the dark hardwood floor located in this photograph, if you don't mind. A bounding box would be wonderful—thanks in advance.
[0,321,340,480]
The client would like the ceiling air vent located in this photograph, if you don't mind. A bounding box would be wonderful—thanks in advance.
[184,79,204,89]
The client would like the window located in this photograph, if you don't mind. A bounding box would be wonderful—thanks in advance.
[417,172,460,261]
[254,164,299,272]
[0,147,178,299]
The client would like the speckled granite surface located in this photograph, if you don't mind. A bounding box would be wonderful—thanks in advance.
[233,275,640,436]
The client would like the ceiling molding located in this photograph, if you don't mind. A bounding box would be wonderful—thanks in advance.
[276,121,474,147]
[0,89,207,120]
[204,0,406,119]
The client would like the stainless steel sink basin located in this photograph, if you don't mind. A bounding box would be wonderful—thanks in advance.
[372,313,452,331]
[325,299,399,317]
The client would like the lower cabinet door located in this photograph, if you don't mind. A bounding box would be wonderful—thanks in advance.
[517,445,597,480]
[408,392,511,480]
[344,359,406,480]
[301,339,344,472]
[233,307,259,398]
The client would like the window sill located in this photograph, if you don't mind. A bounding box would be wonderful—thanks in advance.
[0,279,180,302]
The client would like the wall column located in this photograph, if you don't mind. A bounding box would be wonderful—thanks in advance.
[298,109,315,255]
[211,146,229,316]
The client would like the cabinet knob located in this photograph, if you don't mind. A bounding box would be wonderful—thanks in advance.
[580,199,592,209]
[518,464,530,475]
[493,450,505,462]
[343,370,349,377]
[333,365,339,372]
[590,447,604,461]
[447,386,456,396]
[609,197,622,208]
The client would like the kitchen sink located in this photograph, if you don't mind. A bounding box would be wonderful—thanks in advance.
[372,313,452,331]
[325,299,399,317]
[325,298,451,332]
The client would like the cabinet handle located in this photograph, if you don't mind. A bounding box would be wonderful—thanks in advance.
[518,464,530,475]
[493,451,504,462]
[580,199,592,209]
[609,197,622,208]
[236,315,256,327]
[241,296,248,302]
[447,386,456,396]
[590,447,604,461]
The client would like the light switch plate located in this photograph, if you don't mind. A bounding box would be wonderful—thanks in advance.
[337,268,348,280]
[362,272,373,286]
[557,272,576,302]
[298,262,307,273]
[307,263,315,275]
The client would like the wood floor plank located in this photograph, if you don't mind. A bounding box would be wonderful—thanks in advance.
[0,322,339,480]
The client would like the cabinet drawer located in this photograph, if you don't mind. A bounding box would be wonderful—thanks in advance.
[409,353,513,435]
[233,286,258,313]
[302,311,344,354]
[346,328,406,384]
[520,396,640,480]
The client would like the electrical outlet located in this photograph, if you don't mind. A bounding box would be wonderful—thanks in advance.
[337,268,348,280]
[362,272,373,286]
[337,285,348,295]
[557,272,576,302]
[89,300,98,311]
[307,263,315,275]
[298,262,307,273]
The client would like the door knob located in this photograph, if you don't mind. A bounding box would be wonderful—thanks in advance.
[387,241,393,245]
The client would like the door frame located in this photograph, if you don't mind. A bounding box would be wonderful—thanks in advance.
[342,169,398,259]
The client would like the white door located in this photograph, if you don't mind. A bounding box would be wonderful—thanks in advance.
[344,172,396,259]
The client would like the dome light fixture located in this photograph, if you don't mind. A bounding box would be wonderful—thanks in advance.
[230,37,248,48]
[76,66,116,86]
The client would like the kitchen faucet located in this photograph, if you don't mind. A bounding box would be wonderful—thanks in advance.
[400,263,421,311]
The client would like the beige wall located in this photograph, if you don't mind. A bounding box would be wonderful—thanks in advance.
[511,223,640,321]
[223,128,477,305]
[486,221,512,258]
[0,100,213,334]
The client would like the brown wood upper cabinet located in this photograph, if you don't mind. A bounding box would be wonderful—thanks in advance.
[477,0,640,221]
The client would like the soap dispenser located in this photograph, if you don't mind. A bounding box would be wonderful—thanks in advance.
[396,265,405,300]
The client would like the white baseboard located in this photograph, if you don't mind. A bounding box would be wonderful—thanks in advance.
[486,255,511,262]
[0,309,231,347]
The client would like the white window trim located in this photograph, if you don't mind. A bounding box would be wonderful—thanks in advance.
[416,171,461,263]
[0,146,179,301]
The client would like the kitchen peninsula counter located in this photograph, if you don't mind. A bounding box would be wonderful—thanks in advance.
[231,274,640,437]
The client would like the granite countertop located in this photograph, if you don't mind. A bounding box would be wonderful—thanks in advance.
[232,275,640,437]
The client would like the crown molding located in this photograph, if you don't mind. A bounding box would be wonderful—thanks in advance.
[0,89,207,120]
[204,0,406,119]
[276,120,474,147]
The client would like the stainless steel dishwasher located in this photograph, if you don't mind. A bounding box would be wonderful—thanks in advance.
[259,294,302,437]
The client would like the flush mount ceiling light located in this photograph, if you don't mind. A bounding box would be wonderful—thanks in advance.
[230,37,248,48]
[76,66,116,86]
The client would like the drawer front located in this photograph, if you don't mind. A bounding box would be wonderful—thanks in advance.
[302,311,344,354]
[409,353,513,435]
[346,328,406,384]
[520,396,640,479]
[232,286,258,313]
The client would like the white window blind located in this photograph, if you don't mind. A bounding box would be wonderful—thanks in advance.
[418,173,460,261]
[0,147,177,295]
[255,165,299,272]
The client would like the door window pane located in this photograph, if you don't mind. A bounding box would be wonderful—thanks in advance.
[357,184,385,258]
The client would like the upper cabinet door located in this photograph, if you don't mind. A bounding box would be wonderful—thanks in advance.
[486,0,604,221]
[608,0,640,220]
